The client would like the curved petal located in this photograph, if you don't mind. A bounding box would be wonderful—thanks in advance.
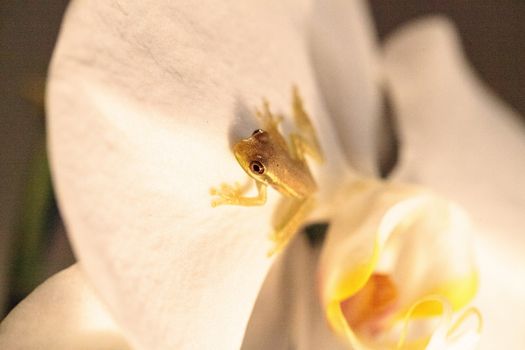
[383,17,525,348]
[319,180,421,310]
[319,180,478,349]
[47,0,351,348]
[388,198,477,315]
[0,265,130,350]
[242,232,347,350]
[309,0,382,176]
[319,180,421,347]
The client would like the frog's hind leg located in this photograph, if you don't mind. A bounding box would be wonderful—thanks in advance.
[289,133,324,166]
[267,196,315,256]
[291,86,324,163]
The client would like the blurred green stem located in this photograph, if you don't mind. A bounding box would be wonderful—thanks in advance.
[10,135,53,301]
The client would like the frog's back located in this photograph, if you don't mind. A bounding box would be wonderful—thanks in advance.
[265,145,317,198]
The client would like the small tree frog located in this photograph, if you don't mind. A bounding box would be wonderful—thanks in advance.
[211,86,323,255]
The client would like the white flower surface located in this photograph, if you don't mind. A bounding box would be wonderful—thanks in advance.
[1,1,524,350]
[384,18,525,349]
[25,1,352,349]
[0,265,130,350]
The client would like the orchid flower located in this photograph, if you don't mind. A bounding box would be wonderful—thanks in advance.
[244,178,481,350]
[243,13,525,350]
[1,1,524,350]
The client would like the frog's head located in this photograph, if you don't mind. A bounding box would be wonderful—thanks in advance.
[233,129,273,183]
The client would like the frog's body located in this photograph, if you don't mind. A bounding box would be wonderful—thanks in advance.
[232,128,317,198]
[211,87,323,255]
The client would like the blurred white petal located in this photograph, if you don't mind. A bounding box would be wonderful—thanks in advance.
[309,0,382,176]
[47,0,350,348]
[388,196,477,313]
[242,232,347,350]
[384,17,525,348]
[0,265,130,350]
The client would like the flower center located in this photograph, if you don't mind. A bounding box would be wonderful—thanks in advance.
[340,273,398,335]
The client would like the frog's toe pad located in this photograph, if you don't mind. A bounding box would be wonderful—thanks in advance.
[210,183,244,206]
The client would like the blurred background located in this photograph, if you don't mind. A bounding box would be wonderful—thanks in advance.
[1,0,523,319]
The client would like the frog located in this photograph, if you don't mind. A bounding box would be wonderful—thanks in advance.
[210,86,323,255]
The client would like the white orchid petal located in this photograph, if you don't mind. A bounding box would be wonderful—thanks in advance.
[0,265,130,350]
[47,1,348,348]
[384,17,525,348]
[309,0,382,176]
[388,198,477,313]
[242,233,347,350]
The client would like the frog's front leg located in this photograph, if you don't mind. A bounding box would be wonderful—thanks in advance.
[210,180,267,207]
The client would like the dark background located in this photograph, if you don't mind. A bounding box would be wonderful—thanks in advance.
[1,0,523,318]
[370,0,525,121]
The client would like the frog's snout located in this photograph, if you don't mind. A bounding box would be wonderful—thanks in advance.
[232,139,253,169]
[232,139,247,158]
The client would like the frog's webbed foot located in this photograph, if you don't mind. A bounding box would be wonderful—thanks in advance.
[210,181,267,207]
[290,133,324,164]
[291,86,315,135]
[210,182,244,207]
[291,86,324,163]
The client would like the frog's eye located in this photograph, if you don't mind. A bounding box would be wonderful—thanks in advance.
[252,129,264,136]
[249,160,265,175]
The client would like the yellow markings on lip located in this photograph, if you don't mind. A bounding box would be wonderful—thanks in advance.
[396,294,482,350]
[395,272,479,319]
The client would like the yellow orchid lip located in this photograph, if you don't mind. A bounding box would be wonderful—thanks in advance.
[319,180,482,349]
